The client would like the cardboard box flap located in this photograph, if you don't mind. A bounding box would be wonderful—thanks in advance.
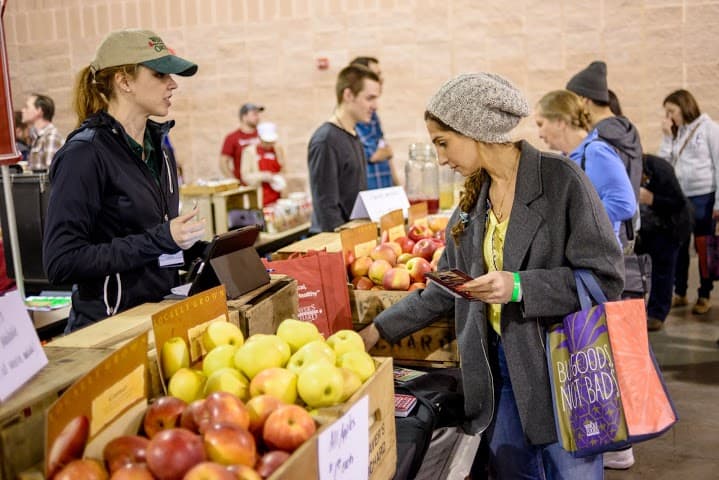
[152,285,230,388]
[340,223,378,263]
[45,333,149,474]
[380,209,405,242]
[408,202,429,228]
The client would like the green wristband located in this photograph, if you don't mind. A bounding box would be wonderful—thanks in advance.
[511,272,521,302]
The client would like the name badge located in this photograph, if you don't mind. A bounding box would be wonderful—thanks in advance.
[159,250,184,268]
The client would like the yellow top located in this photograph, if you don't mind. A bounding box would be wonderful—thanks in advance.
[483,210,509,334]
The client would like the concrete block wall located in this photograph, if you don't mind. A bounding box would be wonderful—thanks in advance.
[4,0,719,190]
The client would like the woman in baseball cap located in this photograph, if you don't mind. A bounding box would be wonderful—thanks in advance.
[43,29,207,332]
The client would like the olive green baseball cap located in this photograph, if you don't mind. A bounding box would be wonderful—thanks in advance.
[90,29,198,76]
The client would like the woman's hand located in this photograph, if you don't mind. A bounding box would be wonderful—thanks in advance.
[358,323,381,351]
[456,270,515,304]
[661,116,674,137]
[639,186,654,206]
[170,208,207,250]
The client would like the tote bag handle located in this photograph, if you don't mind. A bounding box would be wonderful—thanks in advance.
[574,269,608,309]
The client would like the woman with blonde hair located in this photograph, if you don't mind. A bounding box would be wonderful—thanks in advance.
[360,73,623,478]
[535,89,636,242]
[43,29,207,332]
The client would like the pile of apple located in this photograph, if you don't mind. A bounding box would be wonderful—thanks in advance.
[46,320,375,480]
[348,218,448,292]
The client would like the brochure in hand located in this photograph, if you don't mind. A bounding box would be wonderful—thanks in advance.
[424,269,478,300]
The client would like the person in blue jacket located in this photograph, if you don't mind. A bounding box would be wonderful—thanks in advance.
[43,29,207,332]
[536,90,636,242]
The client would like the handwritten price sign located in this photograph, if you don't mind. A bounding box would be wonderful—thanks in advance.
[318,395,369,480]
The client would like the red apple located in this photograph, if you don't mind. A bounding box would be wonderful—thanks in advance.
[143,396,187,438]
[181,399,206,433]
[226,464,262,480]
[246,395,283,434]
[349,256,373,278]
[405,257,433,283]
[47,415,90,479]
[351,276,374,290]
[382,267,411,291]
[369,243,397,266]
[408,282,426,291]
[203,424,257,467]
[367,259,392,285]
[255,450,291,478]
[54,458,108,480]
[395,236,415,254]
[102,435,149,473]
[196,392,250,433]
[109,464,154,480]
[407,223,433,242]
[146,428,206,480]
[262,405,316,453]
[183,461,236,480]
[412,238,437,261]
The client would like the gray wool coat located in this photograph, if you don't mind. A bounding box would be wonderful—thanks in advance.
[374,140,624,445]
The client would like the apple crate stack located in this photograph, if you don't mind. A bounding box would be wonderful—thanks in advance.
[343,216,459,369]
[41,286,397,480]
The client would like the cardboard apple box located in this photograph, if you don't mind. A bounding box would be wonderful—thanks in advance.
[151,285,232,391]
[45,333,150,474]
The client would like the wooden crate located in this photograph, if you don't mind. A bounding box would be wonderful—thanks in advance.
[0,347,114,480]
[179,180,240,195]
[350,289,459,367]
[271,232,342,259]
[227,276,298,336]
[270,357,397,480]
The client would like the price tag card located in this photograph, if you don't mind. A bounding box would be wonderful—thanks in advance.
[0,290,48,401]
[318,395,369,480]
[350,186,409,222]
[380,209,405,242]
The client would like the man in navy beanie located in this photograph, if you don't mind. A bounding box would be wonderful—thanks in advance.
[567,61,643,252]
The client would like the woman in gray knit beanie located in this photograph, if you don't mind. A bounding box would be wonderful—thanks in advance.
[361,72,620,480]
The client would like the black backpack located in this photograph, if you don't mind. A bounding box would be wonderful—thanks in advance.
[393,368,465,479]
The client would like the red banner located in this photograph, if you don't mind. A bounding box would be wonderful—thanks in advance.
[0,1,21,165]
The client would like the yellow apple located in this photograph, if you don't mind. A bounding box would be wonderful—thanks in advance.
[336,351,376,382]
[202,321,244,352]
[326,330,365,358]
[234,336,286,379]
[276,319,322,353]
[249,367,298,404]
[245,334,291,366]
[161,336,190,379]
[338,367,363,402]
[204,367,250,400]
[202,344,239,377]
[167,368,206,403]
[286,340,336,375]
[297,362,344,408]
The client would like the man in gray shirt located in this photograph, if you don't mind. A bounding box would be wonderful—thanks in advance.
[307,64,381,233]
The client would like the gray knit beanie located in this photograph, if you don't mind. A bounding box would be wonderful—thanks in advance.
[566,61,609,103]
[425,73,530,143]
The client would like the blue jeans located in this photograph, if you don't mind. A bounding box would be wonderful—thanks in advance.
[486,342,603,480]
[675,192,715,298]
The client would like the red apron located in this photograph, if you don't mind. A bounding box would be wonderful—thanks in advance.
[256,144,281,206]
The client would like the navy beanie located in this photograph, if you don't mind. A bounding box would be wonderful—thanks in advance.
[566,61,609,103]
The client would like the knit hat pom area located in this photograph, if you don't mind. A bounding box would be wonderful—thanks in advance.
[426,73,530,143]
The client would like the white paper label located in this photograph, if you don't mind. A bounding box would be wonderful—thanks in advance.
[350,186,410,222]
[0,291,48,401]
[318,395,369,480]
